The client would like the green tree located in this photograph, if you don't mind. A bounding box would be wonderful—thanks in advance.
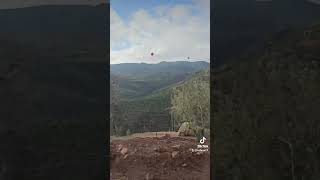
[110,75,125,136]
[170,70,210,133]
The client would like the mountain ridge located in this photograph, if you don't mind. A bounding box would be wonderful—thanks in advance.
[110,61,209,99]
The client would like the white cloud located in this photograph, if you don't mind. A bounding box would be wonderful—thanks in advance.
[110,0,210,64]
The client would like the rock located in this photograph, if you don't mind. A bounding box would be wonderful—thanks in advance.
[123,154,128,159]
[172,145,181,149]
[182,163,187,167]
[117,144,123,152]
[178,122,194,136]
[154,147,167,153]
[171,151,179,158]
[120,147,128,155]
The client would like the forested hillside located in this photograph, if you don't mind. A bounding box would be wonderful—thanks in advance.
[110,62,209,136]
[110,61,209,98]
[213,24,320,180]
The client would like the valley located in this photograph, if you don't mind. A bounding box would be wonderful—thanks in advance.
[110,61,210,136]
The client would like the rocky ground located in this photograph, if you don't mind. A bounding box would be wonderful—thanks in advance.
[110,133,210,180]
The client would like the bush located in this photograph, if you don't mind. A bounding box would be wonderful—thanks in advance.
[126,129,131,136]
[193,126,205,142]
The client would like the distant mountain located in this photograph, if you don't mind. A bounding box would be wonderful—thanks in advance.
[213,0,320,65]
[110,61,209,98]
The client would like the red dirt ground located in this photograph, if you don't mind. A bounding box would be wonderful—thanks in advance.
[110,133,210,180]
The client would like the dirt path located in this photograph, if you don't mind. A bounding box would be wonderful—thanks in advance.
[110,132,210,180]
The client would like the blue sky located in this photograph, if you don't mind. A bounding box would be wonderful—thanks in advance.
[111,0,194,21]
[110,0,210,64]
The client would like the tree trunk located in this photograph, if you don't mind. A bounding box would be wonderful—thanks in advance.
[278,137,295,180]
[199,105,204,128]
